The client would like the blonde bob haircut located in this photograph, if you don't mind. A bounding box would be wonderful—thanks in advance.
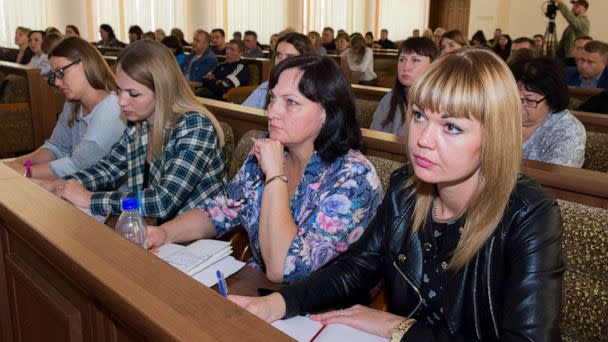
[116,40,224,158]
[406,48,522,270]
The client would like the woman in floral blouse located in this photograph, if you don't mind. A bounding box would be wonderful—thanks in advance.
[148,55,383,283]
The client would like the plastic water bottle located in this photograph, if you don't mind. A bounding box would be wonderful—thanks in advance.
[115,197,147,248]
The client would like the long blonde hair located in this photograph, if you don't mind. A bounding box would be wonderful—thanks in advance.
[116,40,224,157]
[406,48,522,270]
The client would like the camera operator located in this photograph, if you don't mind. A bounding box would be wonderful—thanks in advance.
[554,0,590,59]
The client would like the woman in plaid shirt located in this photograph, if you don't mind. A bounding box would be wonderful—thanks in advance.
[39,40,226,221]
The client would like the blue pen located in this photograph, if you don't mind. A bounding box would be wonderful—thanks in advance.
[137,189,144,216]
[216,270,228,297]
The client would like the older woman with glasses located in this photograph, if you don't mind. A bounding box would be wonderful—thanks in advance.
[512,56,586,167]
[6,37,125,180]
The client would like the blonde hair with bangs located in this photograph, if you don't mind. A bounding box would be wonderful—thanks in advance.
[116,40,224,158]
[406,48,522,270]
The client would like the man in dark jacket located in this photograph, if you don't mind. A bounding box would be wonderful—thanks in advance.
[196,40,249,100]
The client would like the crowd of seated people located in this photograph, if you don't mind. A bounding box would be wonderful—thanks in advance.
[5,13,608,339]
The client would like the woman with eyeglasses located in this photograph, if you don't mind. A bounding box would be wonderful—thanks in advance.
[35,40,225,222]
[228,48,563,341]
[6,37,125,180]
[512,56,586,167]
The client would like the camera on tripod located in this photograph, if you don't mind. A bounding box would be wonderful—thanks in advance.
[545,1,558,20]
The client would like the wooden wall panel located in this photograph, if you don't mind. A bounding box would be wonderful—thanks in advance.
[429,0,471,36]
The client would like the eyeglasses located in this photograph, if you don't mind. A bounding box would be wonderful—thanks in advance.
[520,96,546,108]
[48,58,81,85]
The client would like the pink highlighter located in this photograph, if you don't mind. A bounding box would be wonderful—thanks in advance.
[25,160,31,178]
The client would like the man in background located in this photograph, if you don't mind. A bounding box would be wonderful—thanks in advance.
[566,40,608,89]
[322,27,336,53]
[243,30,264,58]
[377,29,396,49]
[182,30,218,82]
[210,28,227,55]
[555,0,590,59]
[196,40,249,100]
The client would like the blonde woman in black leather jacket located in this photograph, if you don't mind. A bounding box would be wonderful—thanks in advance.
[230,48,564,341]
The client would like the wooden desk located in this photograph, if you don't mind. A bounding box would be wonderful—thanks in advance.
[0,163,291,341]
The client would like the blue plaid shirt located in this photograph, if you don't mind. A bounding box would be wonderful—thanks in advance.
[70,112,225,219]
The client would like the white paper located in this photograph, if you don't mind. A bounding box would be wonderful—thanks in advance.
[272,315,386,342]
[158,239,232,275]
[191,256,245,287]
[78,206,107,222]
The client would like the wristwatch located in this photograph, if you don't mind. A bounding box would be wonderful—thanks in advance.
[389,318,416,342]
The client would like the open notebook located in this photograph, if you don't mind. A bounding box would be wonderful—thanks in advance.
[272,315,385,342]
[157,239,245,287]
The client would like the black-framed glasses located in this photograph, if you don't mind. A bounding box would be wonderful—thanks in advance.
[520,96,546,108]
[48,58,81,85]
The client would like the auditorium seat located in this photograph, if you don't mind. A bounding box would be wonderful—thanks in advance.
[355,98,379,128]
[223,85,257,104]
[583,131,608,173]
[559,199,608,341]
[229,129,264,179]
[0,72,34,156]
[365,155,402,190]
[219,121,235,175]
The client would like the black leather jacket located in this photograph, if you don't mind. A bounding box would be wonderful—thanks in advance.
[279,166,564,341]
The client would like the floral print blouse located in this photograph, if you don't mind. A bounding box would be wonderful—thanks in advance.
[199,149,383,283]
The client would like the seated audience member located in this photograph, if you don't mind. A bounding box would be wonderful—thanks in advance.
[507,47,538,67]
[243,31,264,58]
[171,28,190,47]
[432,27,446,47]
[511,37,535,53]
[230,48,564,341]
[565,40,608,89]
[97,24,125,48]
[377,29,396,49]
[14,27,34,64]
[335,32,350,55]
[533,34,545,55]
[147,55,383,283]
[38,40,226,221]
[65,25,80,37]
[182,30,218,82]
[364,31,374,46]
[470,30,489,48]
[155,28,166,42]
[210,28,227,55]
[26,30,51,75]
[493,34,512,60]
[341,34,377,85]
[268,34,279,55]
[563,35,592,66]
[412,29,420,38]
[370,37,438,136]
[128,25,143,43]
[244,33,315,109]
[514,57,586,167]
[488,27,502,47]
[141,31,156,40]
[308,31,327,55]
[196,40,249,100]
[45,27,63,36]
[6,37,125,179]
[161,35,187,69]
[422,28,433,40]
[439,30,469,55]
[321,27,336,53]
[233,31,242,41]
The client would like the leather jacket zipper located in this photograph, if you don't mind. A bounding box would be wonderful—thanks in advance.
[486,237,500,338]
[393,261,422,317]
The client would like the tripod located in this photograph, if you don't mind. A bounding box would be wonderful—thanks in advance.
[544,19,558,57]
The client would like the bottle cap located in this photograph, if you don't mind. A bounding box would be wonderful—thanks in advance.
[121,197,139,211]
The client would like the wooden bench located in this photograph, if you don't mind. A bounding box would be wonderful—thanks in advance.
[0,163,290,341]
[0,62,64,156]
